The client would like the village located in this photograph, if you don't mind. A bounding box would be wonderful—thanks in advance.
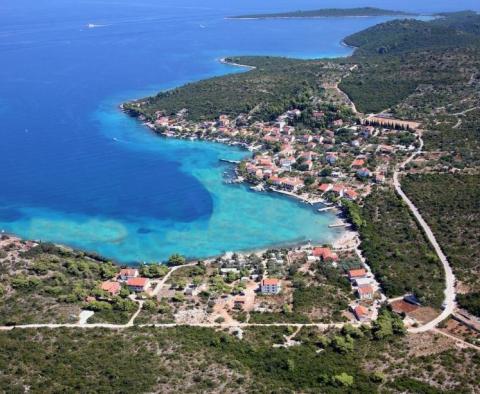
[97,242,385,328]
[133,102,421,208]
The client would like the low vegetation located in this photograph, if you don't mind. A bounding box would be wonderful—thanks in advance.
[358,189,444,306]
[402,173,480,314]
[0,238,135,325]
[123,56,350,122]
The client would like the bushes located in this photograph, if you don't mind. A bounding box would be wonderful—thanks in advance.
[457,292,480,317]
[10,276,41,291]
[359,189,444,306]
[372,308,406,340]
[341,198,364,230]
[402,173,480,297]
[167,253,186,267]
[124,56,339,123]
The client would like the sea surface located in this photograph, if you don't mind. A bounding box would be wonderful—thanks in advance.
[1,0,478,263]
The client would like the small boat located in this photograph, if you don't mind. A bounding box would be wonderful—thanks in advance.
[113,137,119,142]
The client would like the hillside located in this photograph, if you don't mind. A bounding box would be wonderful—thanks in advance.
[123,57,349,122]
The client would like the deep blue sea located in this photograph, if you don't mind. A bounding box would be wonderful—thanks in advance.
[1,0,478,263]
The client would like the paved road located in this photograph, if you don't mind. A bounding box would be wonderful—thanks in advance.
[393,133,457,333]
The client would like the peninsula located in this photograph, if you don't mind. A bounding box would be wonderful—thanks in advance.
[228,7,417,20]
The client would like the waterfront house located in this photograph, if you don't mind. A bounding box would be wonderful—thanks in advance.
[348,268,367,280]
[332,184,346,197]
[119,268,139,282]
[357,285,374,300]
[344,189,358,201]
[218,115,230,127]
[100,281,121,296]
[260,278,281,295]
[284,178,303,192]
[318,183,333,193]
[312,247,338,262]
[127,277,150,292]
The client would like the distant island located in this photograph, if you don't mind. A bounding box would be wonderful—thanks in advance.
[228,7,417,20]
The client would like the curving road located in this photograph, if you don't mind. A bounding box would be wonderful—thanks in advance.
[393,133,457,333]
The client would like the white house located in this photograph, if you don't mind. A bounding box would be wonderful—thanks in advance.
[260,278,281,295]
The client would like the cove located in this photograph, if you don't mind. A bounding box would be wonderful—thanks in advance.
[1,0,452,263]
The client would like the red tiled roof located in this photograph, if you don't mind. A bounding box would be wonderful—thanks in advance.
[354,305,369,317]
[358,285,374,295]
[351,159,365,167]
[345,189,358,198]
[262,278,279,286]
[318,184,331,192]
[348,268,367,278]
[312,247,338,260]
[101,281,120,295]
[127,277,149,287]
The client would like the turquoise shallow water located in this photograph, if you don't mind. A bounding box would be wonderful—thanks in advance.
[2,0,476,263]
[6,95,343,262]
[10,92,342,262]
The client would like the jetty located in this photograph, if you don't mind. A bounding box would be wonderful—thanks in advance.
[318,206,336,212]
[219,159,241,164]
[329,221,349,228]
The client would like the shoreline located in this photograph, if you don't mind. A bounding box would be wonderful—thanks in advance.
[219,57,257,70]
[118,57,359,265]
[226,14,419,21]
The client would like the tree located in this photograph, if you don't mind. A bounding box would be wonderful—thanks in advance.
[143,300,158,312]
[333,372,354,387]
[167,254,186,267]
[332,335,354,353]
